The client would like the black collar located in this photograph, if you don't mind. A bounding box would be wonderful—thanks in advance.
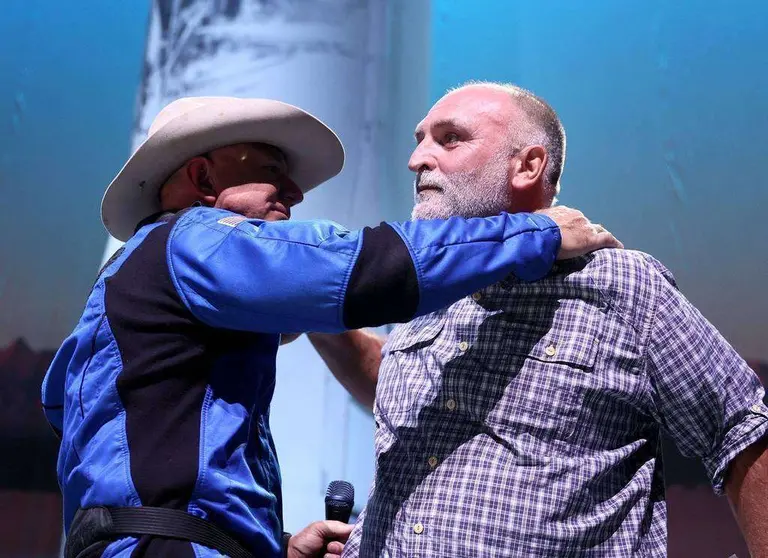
[134,202,204,234]
[134,211,177,233]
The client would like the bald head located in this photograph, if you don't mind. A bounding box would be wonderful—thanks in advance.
[443,81,566,202]
[408,82,564,221]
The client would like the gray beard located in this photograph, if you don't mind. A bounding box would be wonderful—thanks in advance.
[411,156,512,221]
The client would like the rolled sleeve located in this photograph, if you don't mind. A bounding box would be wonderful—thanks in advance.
[645,266,768,495]
[703,399,768,495]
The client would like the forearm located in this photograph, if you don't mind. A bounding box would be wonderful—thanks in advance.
[725,435,768,557]
[308,329,384,410]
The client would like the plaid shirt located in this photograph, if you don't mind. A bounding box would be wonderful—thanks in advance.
[342,249,768,557]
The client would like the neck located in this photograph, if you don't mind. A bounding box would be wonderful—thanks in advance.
[508,189,548,213]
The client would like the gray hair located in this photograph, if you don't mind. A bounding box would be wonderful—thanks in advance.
[446,81,566,204]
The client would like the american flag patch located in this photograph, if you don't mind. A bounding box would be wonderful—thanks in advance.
[217,216,248,227]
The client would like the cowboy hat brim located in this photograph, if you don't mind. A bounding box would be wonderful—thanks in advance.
[101,97,344,241]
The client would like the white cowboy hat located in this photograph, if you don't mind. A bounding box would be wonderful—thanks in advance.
[101,96,345,241]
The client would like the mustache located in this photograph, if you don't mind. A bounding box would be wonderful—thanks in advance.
[415,172,447,192]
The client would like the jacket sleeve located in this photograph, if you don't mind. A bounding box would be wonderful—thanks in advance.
[167,208,560,333]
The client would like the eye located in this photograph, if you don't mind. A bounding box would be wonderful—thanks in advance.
[443,132,460,145]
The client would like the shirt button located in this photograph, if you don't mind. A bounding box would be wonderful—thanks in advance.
[413,522,424,534]
[428,456,438,469]
[545,344,557,357]
[446,399,457,411]
[459,341,469,351]
[752,404,763,413]
[471,292,482,302]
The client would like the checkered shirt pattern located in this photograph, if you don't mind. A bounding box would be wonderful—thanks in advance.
[342,249,768,557]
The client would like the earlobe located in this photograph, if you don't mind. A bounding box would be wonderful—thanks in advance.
[197,175,217,206]
[200,194,217,207]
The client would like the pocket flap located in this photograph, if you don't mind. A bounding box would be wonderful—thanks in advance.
[385,312,446,352]
[499,306,601,370]
[522,332,598,369]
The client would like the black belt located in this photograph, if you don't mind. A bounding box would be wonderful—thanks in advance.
[65,507,254,558]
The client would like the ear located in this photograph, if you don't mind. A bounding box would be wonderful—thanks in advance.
[510,145,548,191]
[184,156,217,206]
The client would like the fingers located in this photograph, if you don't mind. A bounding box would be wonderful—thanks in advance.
[323,528,348,558]
[537,204,627,260]
[594,231,624,250]
[326,541,344,554]
[320,520,354,541]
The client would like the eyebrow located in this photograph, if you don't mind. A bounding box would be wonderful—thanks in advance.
[414,118,470,140]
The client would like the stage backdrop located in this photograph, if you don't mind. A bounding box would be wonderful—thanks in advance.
[0,1,765,557]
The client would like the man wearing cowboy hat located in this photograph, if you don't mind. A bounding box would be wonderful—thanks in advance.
[41,96,619,558]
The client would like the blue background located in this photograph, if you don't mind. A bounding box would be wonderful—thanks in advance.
[431,0,767,363]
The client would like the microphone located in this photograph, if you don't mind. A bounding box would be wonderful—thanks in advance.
[325,480,354,523]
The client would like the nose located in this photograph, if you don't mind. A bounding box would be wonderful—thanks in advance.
[408,141,437,174]
[280,175,304,207]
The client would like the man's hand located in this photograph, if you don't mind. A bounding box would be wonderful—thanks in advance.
[287,520,353,558]
[536,205,623,260]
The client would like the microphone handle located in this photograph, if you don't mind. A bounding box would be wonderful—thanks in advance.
[325,505,352,523]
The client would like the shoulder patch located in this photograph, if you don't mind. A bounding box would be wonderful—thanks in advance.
[217,215,248,228]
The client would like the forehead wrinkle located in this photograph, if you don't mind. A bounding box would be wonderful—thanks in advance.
[441,89,516,130]
[423,99,511,141]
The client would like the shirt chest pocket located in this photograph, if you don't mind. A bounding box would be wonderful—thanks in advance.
[471,307,602,444]
[376,313,447,422]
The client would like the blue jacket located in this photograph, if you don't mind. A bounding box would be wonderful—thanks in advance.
[41,206,560,557]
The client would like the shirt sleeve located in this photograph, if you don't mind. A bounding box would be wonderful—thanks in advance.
[167,208,560,334]
[645,269,768,495]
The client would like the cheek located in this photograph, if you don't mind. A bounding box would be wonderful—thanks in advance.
[439,146,485,176]
[212,169,242,192]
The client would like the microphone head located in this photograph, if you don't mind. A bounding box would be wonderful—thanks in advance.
[325,480,354,523]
